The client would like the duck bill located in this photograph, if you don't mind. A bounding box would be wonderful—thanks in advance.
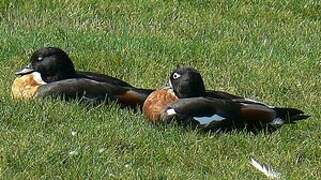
[162,80,173,90]
[15,63,34,75]
[167,79,173,89]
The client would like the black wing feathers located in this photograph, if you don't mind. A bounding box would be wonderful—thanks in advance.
[35,78,126,103]
[169,97,241,119]
[78,71,133,87]
[204,90,243,100]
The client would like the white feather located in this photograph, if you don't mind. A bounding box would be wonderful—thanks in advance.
[250,158,281,179]
[193,114,225,125]
[31,72,47,85]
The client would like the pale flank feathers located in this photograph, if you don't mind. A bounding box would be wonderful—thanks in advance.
[250,158,281,179]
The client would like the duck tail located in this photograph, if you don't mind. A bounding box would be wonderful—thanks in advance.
[273,107,310,124]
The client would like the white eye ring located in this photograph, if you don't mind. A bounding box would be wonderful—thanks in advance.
[37,57,43,61]
[172,72,181,79]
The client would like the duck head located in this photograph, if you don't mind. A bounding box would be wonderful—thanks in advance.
[15,47,76,83]
[168,67,206,98]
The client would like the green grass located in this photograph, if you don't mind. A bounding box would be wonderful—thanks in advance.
[1,0,321,178]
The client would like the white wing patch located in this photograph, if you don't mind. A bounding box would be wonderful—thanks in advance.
[269,118,284,126]
[193,114,225,125]
[166,108,177,116]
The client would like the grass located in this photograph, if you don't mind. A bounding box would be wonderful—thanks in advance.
[1,0,321,178]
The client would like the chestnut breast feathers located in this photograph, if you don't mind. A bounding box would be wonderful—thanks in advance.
[143,89,178,123]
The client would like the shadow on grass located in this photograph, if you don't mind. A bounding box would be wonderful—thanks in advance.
[148,120,298,136]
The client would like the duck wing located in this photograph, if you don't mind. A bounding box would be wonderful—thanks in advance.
[35,78,155,108]
[78,71,154,103]
[35,78,126,104]
[78,71,133,87]
[204,90,244,100]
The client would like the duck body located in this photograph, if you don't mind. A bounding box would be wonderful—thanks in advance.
[144,67,309,131]
[12,47,153,108]
[142,89,242,123]
[163,97,308,131]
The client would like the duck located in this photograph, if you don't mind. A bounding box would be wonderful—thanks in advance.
[12,47,154,108]
[142,68,243,123]
[143,67,310,131]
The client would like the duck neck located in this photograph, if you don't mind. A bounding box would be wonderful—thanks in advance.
[174,87,206,98]
[42,69,77,83]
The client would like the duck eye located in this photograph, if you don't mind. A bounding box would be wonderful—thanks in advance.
[172,72,181,79]
[37,57,43,61]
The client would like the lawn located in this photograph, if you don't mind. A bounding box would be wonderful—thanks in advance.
[0,0,321,179]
